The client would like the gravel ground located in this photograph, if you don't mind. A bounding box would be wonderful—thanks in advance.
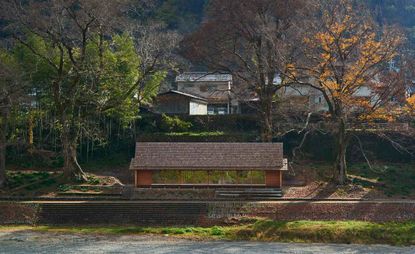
[0,231,414,254]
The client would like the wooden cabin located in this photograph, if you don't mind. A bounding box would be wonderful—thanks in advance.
[129,142,287,188]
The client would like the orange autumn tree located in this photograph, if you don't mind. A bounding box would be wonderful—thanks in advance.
[406,95,415,115]
[289,0,404,184]
[401,57,415,117]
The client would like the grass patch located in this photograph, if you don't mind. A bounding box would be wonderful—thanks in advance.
[309,162,415,197]
[31,225,216,238]
[349,163,415,197]
[2,219,415,245]
[0,226,34,232]
[165,131,226,137]
[5,171,59,191]
[235,220,415,246]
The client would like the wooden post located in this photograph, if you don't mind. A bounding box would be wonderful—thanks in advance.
[250,170,253,185]
[136,170,153,187]
[265,170,282,188]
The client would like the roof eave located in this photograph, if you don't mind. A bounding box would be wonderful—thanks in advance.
[158,90,208,102]
[129,166,286,171]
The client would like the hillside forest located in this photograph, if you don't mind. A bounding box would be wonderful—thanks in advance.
[0,0,415,193]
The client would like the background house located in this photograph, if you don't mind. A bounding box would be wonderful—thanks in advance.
[153,72,241,115]
[407,81,415,98]
[153,90,208,115]
[154,70,412,116]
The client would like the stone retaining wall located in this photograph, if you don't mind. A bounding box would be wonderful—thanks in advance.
[1,201,415,225]
[207,202,415,222]
[0,203,40,225]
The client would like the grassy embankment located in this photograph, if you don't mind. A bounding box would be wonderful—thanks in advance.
[2,219,415,246]
[310,162,415,197]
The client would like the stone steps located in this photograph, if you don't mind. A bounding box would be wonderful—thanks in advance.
[57,192,123,197]
[215,188,283,200]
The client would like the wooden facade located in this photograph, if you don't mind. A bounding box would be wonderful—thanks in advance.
[130,142,287,188]
[154,91,208,115]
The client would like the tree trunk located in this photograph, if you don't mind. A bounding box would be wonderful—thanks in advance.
[0,114,7,188]
[334,119,348,185]
[260,96,273,142]
[28,112,34,147]
[61,122,88,182]
[28,112,34,156]
[0,133,6,189]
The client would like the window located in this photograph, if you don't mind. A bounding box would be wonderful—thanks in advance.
[217,107,227,115]
[207,107,215,115]
[207,104,229,115]
[153,170,265,185]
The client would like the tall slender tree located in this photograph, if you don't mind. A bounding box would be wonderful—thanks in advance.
[0,48,26,188]
[2,0,172,180]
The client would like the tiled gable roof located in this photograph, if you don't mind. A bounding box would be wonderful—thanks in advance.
[176,72,232,82]
[158,90,208,101]
[130,142,284,170]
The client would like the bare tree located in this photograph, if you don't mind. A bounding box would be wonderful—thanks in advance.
[182,0,310,141]
[129,22,181,105]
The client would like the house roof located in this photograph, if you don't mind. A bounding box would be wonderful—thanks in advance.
[176,72,232,82]
[130,142,285,171]
[407,85,415,95]
[158,90,208,102]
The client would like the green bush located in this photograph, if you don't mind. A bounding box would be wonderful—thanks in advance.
[58,184,71,192]
[137,132,258,142]
[160,114,193,132]
[161,228,186,235]
[136,113,260,133]
[181,114,259,132]
[210,226,224,236]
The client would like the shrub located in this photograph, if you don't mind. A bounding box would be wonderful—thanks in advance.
[160,114,193,132]
[136,113,260,133]
[137,132,258,142]
[211,226,224,236]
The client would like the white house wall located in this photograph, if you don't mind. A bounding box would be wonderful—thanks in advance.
[280,83,378,112]
[282,85,311,97]
[189,101,208,115]
[354,86,372,97]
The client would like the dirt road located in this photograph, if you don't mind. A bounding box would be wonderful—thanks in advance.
[0,231,413,254]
